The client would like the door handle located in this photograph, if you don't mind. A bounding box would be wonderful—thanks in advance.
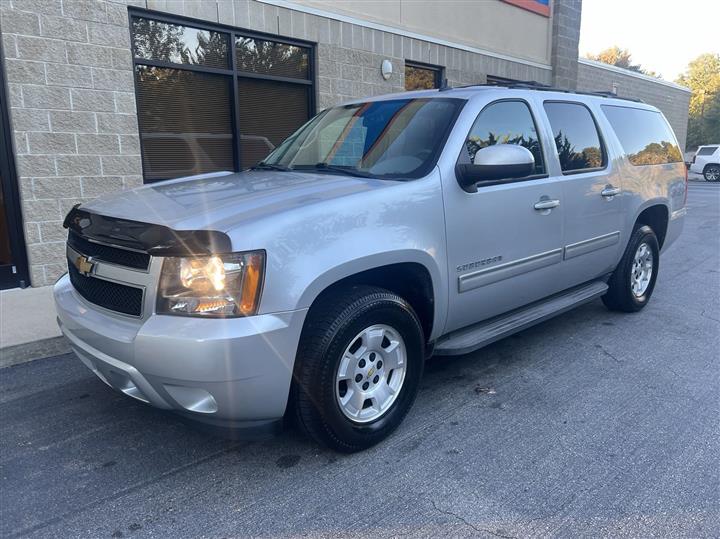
[534,199,560,211]
[601,186,621,198]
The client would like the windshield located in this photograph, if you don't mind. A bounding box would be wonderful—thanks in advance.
[260,97,464,179]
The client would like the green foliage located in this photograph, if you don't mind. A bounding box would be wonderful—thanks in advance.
[677,53,720,148]
[585,46,659,77]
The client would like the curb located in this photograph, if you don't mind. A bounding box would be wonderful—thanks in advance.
[0,336,71,369]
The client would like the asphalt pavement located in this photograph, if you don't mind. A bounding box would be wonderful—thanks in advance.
[2,183,719,538]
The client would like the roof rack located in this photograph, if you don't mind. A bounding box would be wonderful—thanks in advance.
[439,80,644,103]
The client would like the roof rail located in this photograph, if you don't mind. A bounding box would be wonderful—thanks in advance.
[580,90,644,103]
[438,80,644,103]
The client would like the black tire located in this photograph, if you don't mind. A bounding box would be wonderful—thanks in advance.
[704,165,720,182]
[602,225,660,312]
[292,285,424,452]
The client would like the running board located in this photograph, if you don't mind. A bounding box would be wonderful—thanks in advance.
[434,281,609,356]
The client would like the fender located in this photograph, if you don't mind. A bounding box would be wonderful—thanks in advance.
[298,249,447,341]
[620,197,670,252]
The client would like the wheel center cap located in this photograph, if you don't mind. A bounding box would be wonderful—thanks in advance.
[367,367,375,377]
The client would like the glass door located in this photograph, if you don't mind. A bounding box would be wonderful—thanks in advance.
[0,51,29,289]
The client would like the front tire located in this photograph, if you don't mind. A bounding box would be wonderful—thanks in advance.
[292,286,425,452]
[602,225,660,312]
[704,165,720,182]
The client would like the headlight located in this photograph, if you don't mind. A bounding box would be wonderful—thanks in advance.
[157,251,265,317]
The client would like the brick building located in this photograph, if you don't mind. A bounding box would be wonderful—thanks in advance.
[0,0,690,289]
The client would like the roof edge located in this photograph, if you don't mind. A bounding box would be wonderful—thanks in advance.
[578,58,691,93]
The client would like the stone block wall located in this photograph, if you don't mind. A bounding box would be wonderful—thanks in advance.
[550,0,581,90]
[149,0,552,110]
[0,0,143,285]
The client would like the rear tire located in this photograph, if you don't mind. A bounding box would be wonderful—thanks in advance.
[602,225,659,312]
[292,285,424,452]
[704,165,720,182]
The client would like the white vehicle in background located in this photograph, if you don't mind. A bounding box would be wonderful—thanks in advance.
[690,145,720,181]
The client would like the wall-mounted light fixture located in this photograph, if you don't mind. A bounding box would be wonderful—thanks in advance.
[381,59,393,80]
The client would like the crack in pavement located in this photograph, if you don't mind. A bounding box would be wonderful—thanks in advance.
[429,500,516,539]
[596,344,622,363]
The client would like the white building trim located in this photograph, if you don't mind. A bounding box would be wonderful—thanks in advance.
[256,0,553,71]
[578,58,691,93]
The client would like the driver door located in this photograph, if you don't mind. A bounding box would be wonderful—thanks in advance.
[442,99,567,333]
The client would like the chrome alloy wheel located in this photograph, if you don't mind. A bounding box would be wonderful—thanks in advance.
[335,324,407,423]
[706,166,720,181]
[631,242,654,297]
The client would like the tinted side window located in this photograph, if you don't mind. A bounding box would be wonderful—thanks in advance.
[464,101,545,175]
[544,102,605,172]
[697,146,718,156]
[602,105,682,165]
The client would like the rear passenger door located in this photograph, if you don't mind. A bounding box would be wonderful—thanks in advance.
[542,101,623,286]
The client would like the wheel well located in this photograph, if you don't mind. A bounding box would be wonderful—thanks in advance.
[703,163,720,172]
[635,205,669,248]
[310,263,435,341]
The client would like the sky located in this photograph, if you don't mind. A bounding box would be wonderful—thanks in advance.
[579,0,720,82]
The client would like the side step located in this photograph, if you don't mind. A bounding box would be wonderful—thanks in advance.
[434,280,608,356]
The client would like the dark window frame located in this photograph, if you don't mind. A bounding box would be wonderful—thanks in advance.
[456,98,550,188]
[0,44,30,289]
[543,100,608,176]
[404,60,444,90]
[128,8,316,182]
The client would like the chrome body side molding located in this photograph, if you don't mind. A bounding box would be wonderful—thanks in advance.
[564,231,620,260]
[458,248,563,293]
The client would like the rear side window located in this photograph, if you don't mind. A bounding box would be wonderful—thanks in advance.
[602,105,682,165]
[697,146,718,156]
[544,102,605,173]
[464,100,545,175]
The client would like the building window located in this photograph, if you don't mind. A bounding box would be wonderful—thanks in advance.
[544,102,605,173]
[405,62,442,91]
[130,13,314,182]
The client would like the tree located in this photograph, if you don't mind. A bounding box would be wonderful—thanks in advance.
[676,53,720,148]
[585,46,659,77]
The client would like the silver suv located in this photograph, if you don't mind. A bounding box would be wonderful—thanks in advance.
[55,86,687,451]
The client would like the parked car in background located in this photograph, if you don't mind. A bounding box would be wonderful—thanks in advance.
[55,85,687,452]
[689,145,720,181]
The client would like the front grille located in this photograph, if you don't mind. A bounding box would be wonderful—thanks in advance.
[68,263,144,316]
[68,230,150,271]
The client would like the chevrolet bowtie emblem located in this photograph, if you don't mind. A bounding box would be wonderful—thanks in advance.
[74,255,94,276]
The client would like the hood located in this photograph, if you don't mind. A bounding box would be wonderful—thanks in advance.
[80,170,392,232]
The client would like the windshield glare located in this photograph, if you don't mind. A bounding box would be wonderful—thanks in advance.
[262,98,463,179]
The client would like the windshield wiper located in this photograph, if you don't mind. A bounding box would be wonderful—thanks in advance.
[301,162,373,178]
[250,162,291,172]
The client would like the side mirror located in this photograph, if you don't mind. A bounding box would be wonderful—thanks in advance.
[456,144,535,193]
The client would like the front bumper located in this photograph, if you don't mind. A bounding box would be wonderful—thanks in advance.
[54,275,307,427]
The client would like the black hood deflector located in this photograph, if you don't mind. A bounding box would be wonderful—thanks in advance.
[63,205,232,256]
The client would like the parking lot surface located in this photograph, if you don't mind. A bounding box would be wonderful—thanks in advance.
[2,183,718,538]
